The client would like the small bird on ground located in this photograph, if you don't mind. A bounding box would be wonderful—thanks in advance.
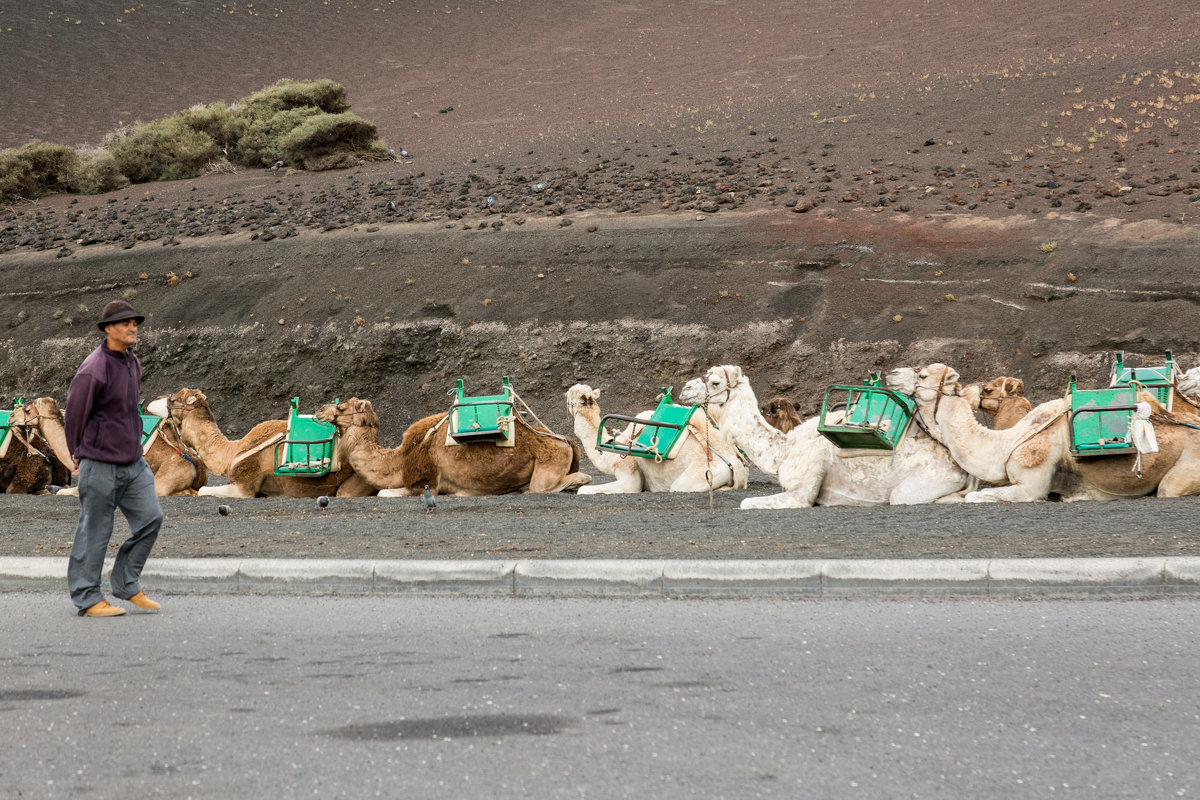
[399,149,410,159]
[423,485,436,514]
[317,495,330,511]
[386,200,397,212]
[485,193,498,209]
[217,504,231,517]
[387,147,396,159]
[269,160,284,174]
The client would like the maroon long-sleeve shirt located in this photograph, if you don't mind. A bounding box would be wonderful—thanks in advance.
[65,341,143,464]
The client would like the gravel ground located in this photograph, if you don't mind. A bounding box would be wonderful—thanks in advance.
[4,484,1199,561]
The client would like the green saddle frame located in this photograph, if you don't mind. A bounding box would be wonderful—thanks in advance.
[273,397,337,476]
[817,373,915,451]
[595,387,699,460]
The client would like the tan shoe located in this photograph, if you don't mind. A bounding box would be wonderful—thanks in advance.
[82,599,126,617]
[126,591,161,612]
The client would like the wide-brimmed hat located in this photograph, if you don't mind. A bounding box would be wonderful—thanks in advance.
[96,300,145,331]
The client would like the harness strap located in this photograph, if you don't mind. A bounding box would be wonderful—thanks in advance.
[230,432,286,470]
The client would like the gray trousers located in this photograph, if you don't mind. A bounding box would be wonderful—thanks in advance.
[68,458,164,612]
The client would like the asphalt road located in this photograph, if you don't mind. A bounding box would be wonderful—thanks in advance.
[3,487,1200,561]
[3,595,1197,799]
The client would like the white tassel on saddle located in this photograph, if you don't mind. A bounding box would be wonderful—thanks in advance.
[1130,402,1158,454]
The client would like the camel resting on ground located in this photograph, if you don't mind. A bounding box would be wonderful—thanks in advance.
[564,384,747,493]
[893,363,1200,502]
[316,397,591,496]
[761,396,804,434]
[678,365,971,509]
[1,398,69,494]
[147,389,376,498]
[33,396,208,497]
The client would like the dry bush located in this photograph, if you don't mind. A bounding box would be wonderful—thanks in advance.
[0,140,80,204]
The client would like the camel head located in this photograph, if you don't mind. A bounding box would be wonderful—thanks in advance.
[761,396,802,433]
[146,388,210,423]
[1177,366,1200,400]
[884,367,918,396]
[315,397,380,430]
[9,397,63,428]
[679,365,746,409]
[977,376,1025,413]
[911,364,962,407]
[565,384,601,420]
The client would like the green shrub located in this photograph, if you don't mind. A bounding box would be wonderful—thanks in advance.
[110,118,220,182]
[237,78,349,119]
[280,112,382,170]
[233,105,322,168]
[0,140,80,204]
[75,151,130,195]
[177,102,242,156]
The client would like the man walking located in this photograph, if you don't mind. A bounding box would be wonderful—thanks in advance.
[65,300,164,617]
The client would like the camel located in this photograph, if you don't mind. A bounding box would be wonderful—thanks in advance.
[761,396,804,434]
[314,396,591,496]
[970,376,1033,430]
[1,399,69,494]
[677,365,971,509]
[16,397,207,497]
[564,384,747,493]
[146,389,376,498]
[892,363,1200,502]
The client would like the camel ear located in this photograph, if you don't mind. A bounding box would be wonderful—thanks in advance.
[186,396,197,405]
[1008,378,1024,395]
[591,388,600,399]
[356,399,370,412]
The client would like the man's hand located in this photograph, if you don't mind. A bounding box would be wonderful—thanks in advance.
[71,456,80,477]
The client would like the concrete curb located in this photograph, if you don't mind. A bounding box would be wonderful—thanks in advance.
[4,556,1200,598]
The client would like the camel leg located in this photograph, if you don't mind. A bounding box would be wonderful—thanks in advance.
[889,472,968,505]
[578,463,642,494]
[378,487,419,497]
[964,483,1048,502]
[1155,454,1200,498]
[335,473,378,497]
[669,460,731,492]
[741,482,822,510]
[542,471,593,493]
[199,483,255,498]
[528,445,592,493]
[56,485,79,497]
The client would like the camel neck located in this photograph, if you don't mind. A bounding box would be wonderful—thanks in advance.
[720,388,788,475]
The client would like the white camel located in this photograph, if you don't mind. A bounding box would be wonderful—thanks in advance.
[678,365,971,509]
[890,363,1200,502]
[565,384,747,493]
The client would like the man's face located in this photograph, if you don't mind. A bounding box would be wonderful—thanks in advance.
[106,318,139,348]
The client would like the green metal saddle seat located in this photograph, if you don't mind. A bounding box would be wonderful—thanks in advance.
[596,387,700,461]
[448,377,515,445]
[1109,350,1178,409]
[1068,375,1139,458]
[140,413,162,449]
[0,406,12,458]
[273,397,338,476]
[817,373,915,451]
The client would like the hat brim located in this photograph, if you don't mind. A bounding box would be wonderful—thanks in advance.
[97,312,145,331]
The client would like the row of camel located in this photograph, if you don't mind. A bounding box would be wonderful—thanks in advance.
[6,360,1200,507]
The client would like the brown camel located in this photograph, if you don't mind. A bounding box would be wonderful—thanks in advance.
[315,397,591,496]
[15,397,207,497]
[1,399,66,494]
[975,377,1033,430]
[760,396,804,433]
[146,389,376,498]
